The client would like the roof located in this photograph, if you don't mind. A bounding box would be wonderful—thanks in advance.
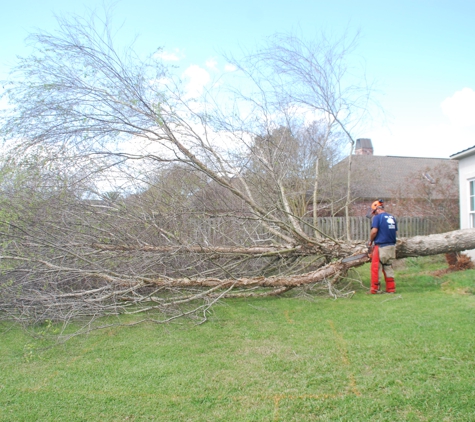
[335,155,459,200]
[450,145,475,160]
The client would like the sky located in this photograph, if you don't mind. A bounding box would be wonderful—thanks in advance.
[1,0,475,159]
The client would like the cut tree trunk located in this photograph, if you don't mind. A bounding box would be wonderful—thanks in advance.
[142,229,475,289]
[6,229,475,291]
[3,229,474,332]
[396,229,475,258]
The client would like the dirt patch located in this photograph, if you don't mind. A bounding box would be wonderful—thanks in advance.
[432,253,474,276]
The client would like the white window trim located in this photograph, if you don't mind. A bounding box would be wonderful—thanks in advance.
[470,179,475,228]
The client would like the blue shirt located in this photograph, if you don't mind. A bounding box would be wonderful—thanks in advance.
[372,212,397,246]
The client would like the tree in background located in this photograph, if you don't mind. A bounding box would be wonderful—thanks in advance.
[226,31,372,238]
[391,162,459,233]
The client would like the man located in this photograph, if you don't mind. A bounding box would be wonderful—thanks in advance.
[368,199,397,294]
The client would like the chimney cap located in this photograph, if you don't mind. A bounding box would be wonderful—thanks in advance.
[355,138,373,149]
[355,138,373,155]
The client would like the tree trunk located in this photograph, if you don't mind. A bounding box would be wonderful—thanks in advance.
[117,229,475,289]
[396,229,475,258]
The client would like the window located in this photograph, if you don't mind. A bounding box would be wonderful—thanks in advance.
[470,180,475,228]
[422,172,435,184]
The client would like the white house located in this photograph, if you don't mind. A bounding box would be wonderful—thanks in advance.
[450,145,475,260]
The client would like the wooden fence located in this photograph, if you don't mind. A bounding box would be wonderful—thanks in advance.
[302,216,444,241]
[195,216,444,245]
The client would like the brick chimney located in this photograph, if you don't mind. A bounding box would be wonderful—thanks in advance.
[355,138,373,155]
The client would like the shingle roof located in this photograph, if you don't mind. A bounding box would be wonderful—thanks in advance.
[336,155,459,199]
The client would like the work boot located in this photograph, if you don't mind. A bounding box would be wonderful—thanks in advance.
[385,278,396,293]
[366,288,382,295]
[369,282,381,294]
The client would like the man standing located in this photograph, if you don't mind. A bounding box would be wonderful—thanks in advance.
[368,199,397,294]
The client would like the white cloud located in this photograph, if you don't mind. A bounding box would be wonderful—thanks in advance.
[0,84,12,112]
[441,87,475,128]
[182,65,210,98]
[361,88,475,160]
[154,49,183,62]
[0,95,10,112]
[367,122,475,158]
[205,58,218,70]
[224,64,237,72]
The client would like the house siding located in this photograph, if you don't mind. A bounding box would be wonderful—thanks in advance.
[453,150,475,260]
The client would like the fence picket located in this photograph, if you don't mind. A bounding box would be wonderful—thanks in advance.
[193,216,444,245]
[304,216,442,240]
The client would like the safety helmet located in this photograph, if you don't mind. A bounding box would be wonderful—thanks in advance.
[371,199,384,213]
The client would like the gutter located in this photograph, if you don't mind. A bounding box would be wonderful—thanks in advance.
[450,145,475,160]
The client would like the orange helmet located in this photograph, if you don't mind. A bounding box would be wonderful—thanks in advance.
[371,199,384,213]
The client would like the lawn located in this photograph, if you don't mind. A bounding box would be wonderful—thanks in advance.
[1,256,474,421]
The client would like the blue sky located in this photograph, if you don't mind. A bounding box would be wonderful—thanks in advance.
[1,0,475,158]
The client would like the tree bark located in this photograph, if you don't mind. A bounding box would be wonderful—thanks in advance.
[396,229,475,258]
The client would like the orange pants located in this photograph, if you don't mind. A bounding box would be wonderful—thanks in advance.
[370,245,396,293]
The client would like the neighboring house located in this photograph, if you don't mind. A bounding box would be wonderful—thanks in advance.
[450,145,475,260]
[330,139,459,219]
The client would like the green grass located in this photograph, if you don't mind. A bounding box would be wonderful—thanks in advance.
[1,256,475,421]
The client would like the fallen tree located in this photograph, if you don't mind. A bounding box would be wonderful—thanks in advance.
[0,10,472,338]
[1,227,474,336]
[396,229,475,257]
[3,229,474,291]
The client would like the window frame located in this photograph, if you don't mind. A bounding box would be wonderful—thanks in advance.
[469,179,475,228]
